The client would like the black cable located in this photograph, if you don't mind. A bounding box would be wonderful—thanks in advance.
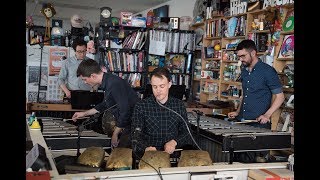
[132,149,163,180]
[155,100,202,150]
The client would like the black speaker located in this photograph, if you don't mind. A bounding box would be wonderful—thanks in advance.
[71,90,104,110]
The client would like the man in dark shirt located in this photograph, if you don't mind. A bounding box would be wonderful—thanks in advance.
[227,39,285,163]
[228,39,284,129]
[131,67,191,159]
[72,59,139,148]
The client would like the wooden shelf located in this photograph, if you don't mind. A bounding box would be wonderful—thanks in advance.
[191,22,204,28]
[223,36,246,40]
[280,30,294,35]
[197,3,294,117]
[205,36,222,40]
[201,79,219,83]
[220,95,241,100]
[221,80,242,86]
[281,105,294,110]
[277,57,294,61]
[193,78,201,81]
[257,52,267,55]
[203,68,220,71]
[204,58,221,61]
[223,60,239,63]
[223,48,236,51]
[248,8,267,15]
[249,30,270,33]
[225,12,247,18]
[202,92,219,95]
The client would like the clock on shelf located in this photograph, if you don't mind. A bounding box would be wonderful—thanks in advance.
[100,7,112,26]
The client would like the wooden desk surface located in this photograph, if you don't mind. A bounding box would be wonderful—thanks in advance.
[27,103,84,112]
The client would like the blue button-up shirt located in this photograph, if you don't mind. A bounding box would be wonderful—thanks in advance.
[238,60,283,122]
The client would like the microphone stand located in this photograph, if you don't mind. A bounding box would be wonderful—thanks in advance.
[131,128,141,169]
[76,114,100,158]
[193,110,203,141]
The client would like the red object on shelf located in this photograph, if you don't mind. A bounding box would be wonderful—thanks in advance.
[146,10,154,28]
[26,171,51,180]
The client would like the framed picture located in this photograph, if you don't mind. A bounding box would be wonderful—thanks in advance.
[278,35,294,59]
[170,17,180,29]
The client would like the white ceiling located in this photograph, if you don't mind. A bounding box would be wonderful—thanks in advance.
[26,0,171,24]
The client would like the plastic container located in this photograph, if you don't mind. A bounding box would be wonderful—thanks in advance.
[179,16,193,30]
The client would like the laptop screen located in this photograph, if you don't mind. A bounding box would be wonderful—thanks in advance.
[71,90,104,110]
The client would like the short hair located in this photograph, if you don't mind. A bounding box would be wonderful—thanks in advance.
[77,59,101,77]
[236,39,257,52]
[150,67,171,82]
[72,38,87,51]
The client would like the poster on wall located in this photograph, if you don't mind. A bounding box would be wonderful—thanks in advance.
[47,76,64,102]
[49,47,69,76]
[27,91,47,103]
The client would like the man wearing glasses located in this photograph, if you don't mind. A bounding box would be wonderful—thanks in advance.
[58,39,92,98]
[228,39,284,129]
[227,39,285,163]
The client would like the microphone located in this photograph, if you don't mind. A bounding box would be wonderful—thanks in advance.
[132,127,141,144]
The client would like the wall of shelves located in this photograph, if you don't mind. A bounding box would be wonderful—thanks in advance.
[194,3,294,137]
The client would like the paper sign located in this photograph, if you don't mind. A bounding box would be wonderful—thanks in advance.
[149,39,166,56]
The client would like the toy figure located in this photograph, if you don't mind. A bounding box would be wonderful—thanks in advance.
[41,3,56,44]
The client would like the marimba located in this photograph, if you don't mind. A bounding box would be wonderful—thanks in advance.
[187,113,291,163]
[40,117,111,150]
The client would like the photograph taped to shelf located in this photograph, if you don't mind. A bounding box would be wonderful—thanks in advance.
[165,54,186,73]
[278,35,294,59]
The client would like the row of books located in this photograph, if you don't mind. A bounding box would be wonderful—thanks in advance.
[148,29,195,53]
[105,50,144,72]
[205,19,223,38]
[148,53,193,74]
[171,74,190,89]
[115,72,142,88]
[122,30,147,49]
[225,15,247,37]
[248,32,269,52]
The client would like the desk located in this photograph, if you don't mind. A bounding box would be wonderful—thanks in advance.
[27,103,85,118]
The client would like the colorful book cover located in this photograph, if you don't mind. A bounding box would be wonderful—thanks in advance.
[278,35,294,58]
[165,54,186,73]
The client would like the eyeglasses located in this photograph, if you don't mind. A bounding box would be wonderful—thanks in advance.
[237,53,249,59]
[76,50,87,54]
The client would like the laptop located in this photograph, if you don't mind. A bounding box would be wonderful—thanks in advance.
[71,90,104,110]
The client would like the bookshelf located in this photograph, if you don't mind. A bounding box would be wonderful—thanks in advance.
[196,2,294,132]
[271,5,294,151]
[189,22,205,103]
[146,29,196,101]
[97,26,148,93]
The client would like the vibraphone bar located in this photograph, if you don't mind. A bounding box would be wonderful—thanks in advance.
[39,117,111,150]
[187,113,291,163]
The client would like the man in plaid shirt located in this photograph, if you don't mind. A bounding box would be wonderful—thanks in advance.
[131,67,192,159]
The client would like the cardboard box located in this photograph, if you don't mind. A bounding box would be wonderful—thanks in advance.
[248,168,294,180]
